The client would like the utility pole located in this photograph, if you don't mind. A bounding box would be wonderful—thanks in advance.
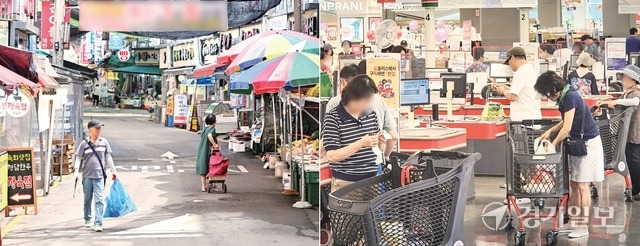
[293,0,302,33]
[52,0,65,66]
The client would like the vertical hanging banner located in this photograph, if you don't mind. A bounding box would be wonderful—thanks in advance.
[462,20,472,40]
[41,1,71,49]
[366,59,401,109]
[6,148,37,215]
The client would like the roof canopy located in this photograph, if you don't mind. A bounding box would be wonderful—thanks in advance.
[113,65,161,76]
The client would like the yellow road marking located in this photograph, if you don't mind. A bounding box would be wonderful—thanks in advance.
[2,176,64,237]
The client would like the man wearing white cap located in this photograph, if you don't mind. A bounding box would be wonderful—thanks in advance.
[597,65,640,200]
[492,47,542,121]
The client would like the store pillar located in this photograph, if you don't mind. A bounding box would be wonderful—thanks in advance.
[602,0,635,38]
[424,8,436,68]
[537,0,561,28]
[478,8,519,46]
[518,8,529,43]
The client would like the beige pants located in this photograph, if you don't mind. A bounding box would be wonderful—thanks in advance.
[330,178,354,192]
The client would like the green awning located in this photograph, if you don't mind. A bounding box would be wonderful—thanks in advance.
[113,65,161,76]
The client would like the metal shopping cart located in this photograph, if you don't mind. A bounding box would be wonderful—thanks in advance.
[327,151,480,246]
[506,120,569,246]
[589,104,636,202]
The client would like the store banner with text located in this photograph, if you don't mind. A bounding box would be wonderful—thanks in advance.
[6,148,37,211]
[619,0,640,14]
[0,152,8,209]
[438,0,536,8]
[41,1,71,49]
[173,94,189,125]
[134,49,160,65]
[366,59,400,109]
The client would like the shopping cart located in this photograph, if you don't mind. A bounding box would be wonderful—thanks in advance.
[505,120,569,246]
[589,104,636,202]
[206,149,229,193]
[327,151,480,246]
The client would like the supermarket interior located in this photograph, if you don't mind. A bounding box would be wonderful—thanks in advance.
[319,0,640,245]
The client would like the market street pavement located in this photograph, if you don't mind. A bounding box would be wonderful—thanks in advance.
[1,108,319,246]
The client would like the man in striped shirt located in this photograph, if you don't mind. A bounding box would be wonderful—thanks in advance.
[323,75,387,191]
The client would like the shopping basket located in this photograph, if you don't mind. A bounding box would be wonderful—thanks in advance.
[589,104,636,202]
[327,151,480,246]
[506,120,569,246]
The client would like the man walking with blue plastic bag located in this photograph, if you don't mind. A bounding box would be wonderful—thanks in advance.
[73,120,118,232]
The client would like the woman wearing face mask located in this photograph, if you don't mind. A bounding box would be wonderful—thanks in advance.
[321,51,333,74]
[596,65,640,201]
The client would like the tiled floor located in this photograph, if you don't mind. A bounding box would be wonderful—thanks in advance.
[464,174,636,245]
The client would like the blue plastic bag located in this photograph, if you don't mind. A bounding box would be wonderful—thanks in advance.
[104,179,137,218]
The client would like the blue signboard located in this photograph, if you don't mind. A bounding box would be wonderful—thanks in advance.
[109,33,124,50]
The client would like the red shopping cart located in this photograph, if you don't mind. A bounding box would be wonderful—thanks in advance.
[206,149,229,193]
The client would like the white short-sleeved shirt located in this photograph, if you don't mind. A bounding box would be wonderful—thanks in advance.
[508,63,542,121]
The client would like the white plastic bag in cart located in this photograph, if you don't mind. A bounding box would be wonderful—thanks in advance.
[521,138,557,194]
[534,138,556,154]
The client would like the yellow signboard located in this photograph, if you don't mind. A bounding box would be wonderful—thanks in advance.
[0,152,7,209]
[166,96,174,115]
[366,59,400,109]
[106,71,119,80]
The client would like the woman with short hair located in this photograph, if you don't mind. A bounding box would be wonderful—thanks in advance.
[196,114,219,191]
[536,71,604,238]
[597,65,640,200]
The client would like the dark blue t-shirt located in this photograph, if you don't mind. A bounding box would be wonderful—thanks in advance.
[559,89,599,140]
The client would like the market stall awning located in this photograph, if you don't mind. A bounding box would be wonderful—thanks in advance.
[36,50,99,79]
[193,63,227,78]
[0,64,39,95]
[0,45,38,83]
[113,65,161,76]
[33,55,59,88]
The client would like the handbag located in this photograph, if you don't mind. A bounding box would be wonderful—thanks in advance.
[564,109,588,156]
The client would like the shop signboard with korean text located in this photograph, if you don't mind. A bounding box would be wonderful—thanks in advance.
[0,151,8,209]
[173,94,188,125]
[6,89,31,118]
[0,87,6,117]
[108,33,124,50]
[366,59,400,109]
[199,37,220,65]
[41,1,71,49]
[6,148,37,213]
[134,49,160,65]
[159,48,169,69]
[0,20,8,46]
[171,42,197,68]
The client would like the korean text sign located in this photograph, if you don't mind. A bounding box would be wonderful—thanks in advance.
[366,59,400,109]
[173,94,188,125]
[7,148,36,207]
